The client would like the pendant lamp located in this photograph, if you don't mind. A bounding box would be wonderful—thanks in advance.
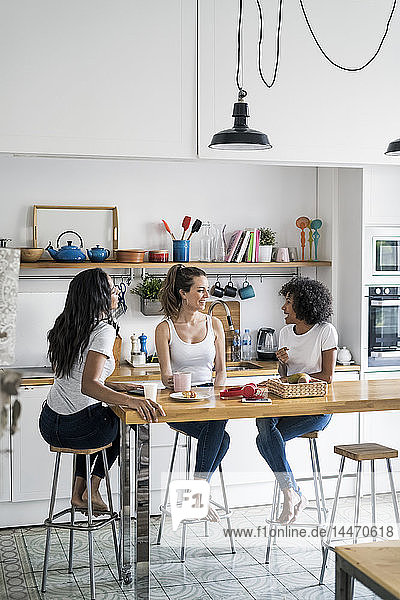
[209,0,271,151]
[385,138,400,156]
[209,90,271,150]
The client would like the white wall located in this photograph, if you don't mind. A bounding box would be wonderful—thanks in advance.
[0,155,322,365]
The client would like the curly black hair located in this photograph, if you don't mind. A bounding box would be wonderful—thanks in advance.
[279,276,333,325]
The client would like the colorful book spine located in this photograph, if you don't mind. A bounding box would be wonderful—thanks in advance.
[255,229,260,262]
[236,231,251,262]
[251,229,258,262]
[231,231,246,262]
[246,232,254,262]
[225,230,243,262]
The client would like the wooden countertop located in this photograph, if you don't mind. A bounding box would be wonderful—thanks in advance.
[19,360,360,386]
[336,541,400,599]
[112,378,400,425]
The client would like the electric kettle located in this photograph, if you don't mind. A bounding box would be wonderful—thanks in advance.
[257,327,277,360]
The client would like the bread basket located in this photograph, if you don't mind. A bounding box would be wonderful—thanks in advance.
[266,378,327,398]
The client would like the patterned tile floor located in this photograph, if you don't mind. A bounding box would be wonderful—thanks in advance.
[1,494,397,600]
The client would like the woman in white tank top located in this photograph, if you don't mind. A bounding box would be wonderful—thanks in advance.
[155,265,229,516]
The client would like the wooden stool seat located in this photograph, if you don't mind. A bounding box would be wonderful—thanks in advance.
[301,431,319,439]
[50,443,112,455]
[334,443,398,461]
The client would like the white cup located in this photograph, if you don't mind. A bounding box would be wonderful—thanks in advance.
[276,247,290,262]
[173,372,192,392]
[143,382,158,402]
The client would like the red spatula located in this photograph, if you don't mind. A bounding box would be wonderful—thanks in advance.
[162,219,176,240]
[181,216,191,240]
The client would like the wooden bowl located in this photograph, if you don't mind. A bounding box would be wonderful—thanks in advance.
[116,249,145,263]
[20,248,44,262]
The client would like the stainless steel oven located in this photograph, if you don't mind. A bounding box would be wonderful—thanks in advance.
[368,286,400,367]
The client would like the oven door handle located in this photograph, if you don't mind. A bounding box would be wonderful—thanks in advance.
[370,299,400,306]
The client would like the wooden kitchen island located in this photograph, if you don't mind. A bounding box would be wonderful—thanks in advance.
[112,379,400,600]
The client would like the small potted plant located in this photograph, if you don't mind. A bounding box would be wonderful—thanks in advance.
[131,276,163,316]
[258,227,276,262]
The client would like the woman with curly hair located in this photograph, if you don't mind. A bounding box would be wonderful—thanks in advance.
[256,276,338,524]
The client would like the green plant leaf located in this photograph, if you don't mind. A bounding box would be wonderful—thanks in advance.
[131,276,163,300]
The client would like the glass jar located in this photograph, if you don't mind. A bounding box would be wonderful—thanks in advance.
[199,222,212,262]
[212,224,226,262]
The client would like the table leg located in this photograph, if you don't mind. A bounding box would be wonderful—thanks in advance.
[135,423,150,599]
[120,423,132,585]
[335,555,354,600]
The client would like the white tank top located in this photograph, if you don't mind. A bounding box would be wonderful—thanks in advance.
[165,315,215,385]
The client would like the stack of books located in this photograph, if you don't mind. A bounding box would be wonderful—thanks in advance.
[225,229,261,262]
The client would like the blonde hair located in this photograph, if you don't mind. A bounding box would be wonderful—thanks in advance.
[159,264,206,320]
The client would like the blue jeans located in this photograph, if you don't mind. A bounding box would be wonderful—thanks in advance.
[39,402,120,480]
[168,420,230,481]
[256,414,332,493]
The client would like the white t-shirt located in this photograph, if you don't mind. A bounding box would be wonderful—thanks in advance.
[46,321,116,415]
[278,322,338,376]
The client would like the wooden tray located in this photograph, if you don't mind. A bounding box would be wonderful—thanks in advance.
[267,378,327,398]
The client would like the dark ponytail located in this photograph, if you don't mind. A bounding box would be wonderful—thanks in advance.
[159,264,206,320]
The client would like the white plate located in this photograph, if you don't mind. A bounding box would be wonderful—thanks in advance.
[170,391,211,402]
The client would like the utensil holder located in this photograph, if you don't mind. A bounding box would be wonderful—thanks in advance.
[173,240,190,262]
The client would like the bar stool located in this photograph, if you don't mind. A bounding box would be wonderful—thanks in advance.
[156,430,236,561]
[265,431,328,563]
[41,444,120,600]
[319,443,400,585]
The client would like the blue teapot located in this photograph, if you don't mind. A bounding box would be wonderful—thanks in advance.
[46,230,87,262]
[87,245,110,262]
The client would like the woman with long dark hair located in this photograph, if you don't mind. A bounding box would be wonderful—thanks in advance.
[256,276,337,524]
[155,265,229,519]
[39,268,165,512]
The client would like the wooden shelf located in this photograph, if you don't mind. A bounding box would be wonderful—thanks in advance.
[20,260,332,269]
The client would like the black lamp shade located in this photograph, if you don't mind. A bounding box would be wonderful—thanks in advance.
[385,138,400,156]
[209,101,272,150]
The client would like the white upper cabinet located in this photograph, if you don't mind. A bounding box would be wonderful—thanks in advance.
[199,0,400,165]
[0,1,196,158]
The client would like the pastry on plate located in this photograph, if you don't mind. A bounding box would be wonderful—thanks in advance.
[182,390,197,398]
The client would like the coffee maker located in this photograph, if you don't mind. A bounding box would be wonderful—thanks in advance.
[257,327,278,360]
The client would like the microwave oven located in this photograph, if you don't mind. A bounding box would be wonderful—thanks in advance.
[372,236,400,275]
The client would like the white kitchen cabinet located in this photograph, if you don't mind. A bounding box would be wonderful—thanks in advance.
[0,0,196,158]
[359,371,400,493]
[199,0,400,165]
[11,386,72,502]
[0,403,11,502]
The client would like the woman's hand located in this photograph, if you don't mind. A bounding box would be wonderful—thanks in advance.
[276,346,289,364]
[124,396,166,422]
[165,375,174,389]
[107,382,142,393]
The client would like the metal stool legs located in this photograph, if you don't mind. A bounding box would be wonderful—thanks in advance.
[319,455,345,584]
[42,448,120,600]
[41,453,61,593]
[157,430,235,561]
[265,436,327,563]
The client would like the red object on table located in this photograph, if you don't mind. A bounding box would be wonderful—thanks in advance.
[220,384,259,398]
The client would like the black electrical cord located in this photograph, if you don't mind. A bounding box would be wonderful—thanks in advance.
[299,0,398,72]
[256,0,284,88]
[235,0,247,98]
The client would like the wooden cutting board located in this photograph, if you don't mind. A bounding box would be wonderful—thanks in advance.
[202,300,240,361]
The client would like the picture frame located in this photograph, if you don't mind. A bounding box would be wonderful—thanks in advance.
[32,205,119,259]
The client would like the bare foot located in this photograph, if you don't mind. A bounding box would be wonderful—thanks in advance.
[277,488,301,525]
[289,495,308,524]
[82,489,108,512]
[206,505,220,523]
[71,476,87,510]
